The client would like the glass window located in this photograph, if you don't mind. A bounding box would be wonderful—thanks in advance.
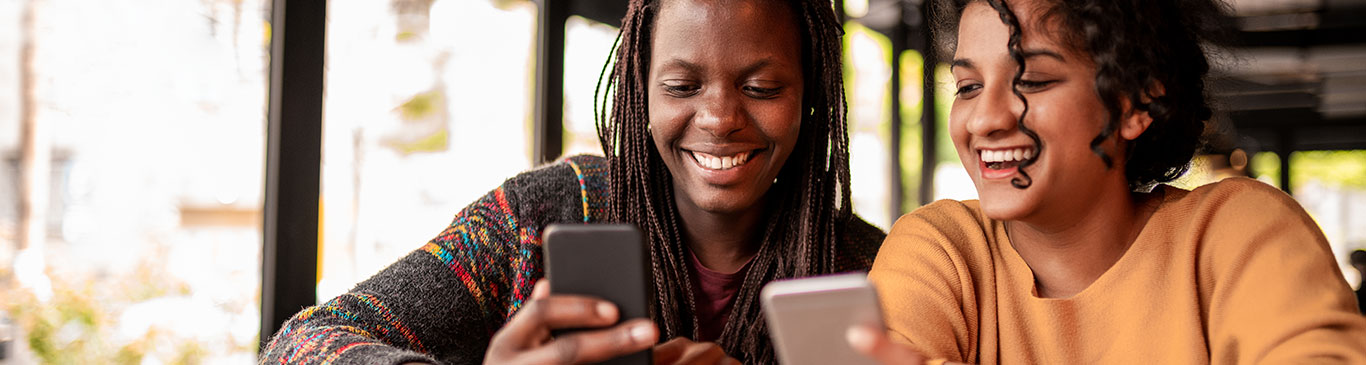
[843,22,894,230]
[319,0,538,299]
[561,16,618,158]
[0,0,269,362]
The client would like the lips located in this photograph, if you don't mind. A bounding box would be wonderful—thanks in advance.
[682,147,765,186]
[977,146,1036,179]
[979,147,1035,170]
[690,150,752,170]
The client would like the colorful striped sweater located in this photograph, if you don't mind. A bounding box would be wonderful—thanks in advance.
[259,155,886,364]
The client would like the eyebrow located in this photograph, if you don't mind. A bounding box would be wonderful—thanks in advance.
[659,59,703,74]
[656,58,778,76]
[950,58,975,72]
[950,48,1066,72]
[1020,48,1066,62]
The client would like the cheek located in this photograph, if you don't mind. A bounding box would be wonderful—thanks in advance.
[756,101,803,146]
[647,97,687,148]
[948,107,973,158]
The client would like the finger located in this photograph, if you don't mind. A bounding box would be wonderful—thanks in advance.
[524,318,658,364]
[846,325,926,364]
[532,280,550,300]
[652,337,692,364]
[494,296,619,348]
[674,341,726,365]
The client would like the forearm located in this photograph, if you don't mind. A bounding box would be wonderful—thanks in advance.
[261,251,497,364]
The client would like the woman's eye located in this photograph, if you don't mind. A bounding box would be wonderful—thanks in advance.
[662,83,700,96]
[743,85,782,98]
[955,84,982,98]
[1014,79,1056,92]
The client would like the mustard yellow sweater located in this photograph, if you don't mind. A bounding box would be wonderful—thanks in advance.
[869,178,1366,363]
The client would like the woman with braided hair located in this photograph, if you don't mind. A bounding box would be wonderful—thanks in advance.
[260,0,884,364]
[848,0,1366,363]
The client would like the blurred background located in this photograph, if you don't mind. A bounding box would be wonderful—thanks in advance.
[0,0,1361,363]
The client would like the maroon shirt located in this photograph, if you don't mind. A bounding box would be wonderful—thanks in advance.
[686,250,753,342]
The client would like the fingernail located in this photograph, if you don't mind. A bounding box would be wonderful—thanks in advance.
[846,327,873,350]
[630,322,654,344]
[596,302,616,319]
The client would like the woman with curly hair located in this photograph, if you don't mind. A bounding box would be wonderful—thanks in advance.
[848,0,1366,363]
[260,0,884,364]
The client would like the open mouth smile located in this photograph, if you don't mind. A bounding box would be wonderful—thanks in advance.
[978,147,1036,179]
[689,150,754,171]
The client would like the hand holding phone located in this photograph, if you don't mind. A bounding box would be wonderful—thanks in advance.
[761,273,885,365]
[483,281,657,364]
[541,224,653,365]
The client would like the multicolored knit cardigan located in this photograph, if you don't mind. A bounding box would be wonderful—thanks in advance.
[259,155,886,364]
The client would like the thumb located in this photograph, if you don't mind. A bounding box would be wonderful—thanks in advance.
[846,325,927,365]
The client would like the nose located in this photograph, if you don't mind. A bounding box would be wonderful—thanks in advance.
[693,87,745,138]
[965,84,1022,137]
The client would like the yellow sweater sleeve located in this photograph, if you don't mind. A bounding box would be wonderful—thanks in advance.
[1195,179,1366,363]
[869,200,990,364]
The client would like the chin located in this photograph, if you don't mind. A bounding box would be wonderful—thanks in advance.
[975,186,1038,222]
[686,188,762,215]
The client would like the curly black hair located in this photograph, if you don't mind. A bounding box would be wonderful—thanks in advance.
[594,0,850,362]
[933,0,1230,191]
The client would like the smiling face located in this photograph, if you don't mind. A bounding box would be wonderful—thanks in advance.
[648,0,804,216]
[949,1,1137,223]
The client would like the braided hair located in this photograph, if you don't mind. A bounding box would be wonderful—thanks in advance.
[592,0,851,362]
[933,0,1227,191]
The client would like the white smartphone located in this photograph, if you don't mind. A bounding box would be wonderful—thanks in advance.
[760,273,884,365]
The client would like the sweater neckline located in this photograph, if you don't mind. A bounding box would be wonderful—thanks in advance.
[991,185,1177,302]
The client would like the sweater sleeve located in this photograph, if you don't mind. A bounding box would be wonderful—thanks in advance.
[1197,179,1366,363]
[868,200,988,364]
[259,183,543,365]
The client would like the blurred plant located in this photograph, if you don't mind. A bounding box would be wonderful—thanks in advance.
[3,254,212,364]
[1253,150,1366,190]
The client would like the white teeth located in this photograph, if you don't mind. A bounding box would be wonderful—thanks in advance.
[692,151,751,170]
[979,147,1035,163]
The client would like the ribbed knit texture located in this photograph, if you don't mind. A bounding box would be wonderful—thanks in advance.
[870,177,1366,364]
[259,155,884,364]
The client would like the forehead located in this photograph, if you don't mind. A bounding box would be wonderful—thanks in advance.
[651,0,800,57]
[953,1,1085,63]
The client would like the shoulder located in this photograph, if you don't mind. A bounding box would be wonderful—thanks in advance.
[1163,178,1333,276]
[887,199,991,244]
[875,199,995,273]
[1161,177,1311,232]
[501,154,609,225]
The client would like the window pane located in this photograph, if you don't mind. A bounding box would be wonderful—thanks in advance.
[0,0,269,362]
[319,0,537,299]
[843,22,894,230]
[561,16,618,158]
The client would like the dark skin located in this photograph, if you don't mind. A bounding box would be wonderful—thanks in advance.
[648,0,804,273]
[478,0,805,363]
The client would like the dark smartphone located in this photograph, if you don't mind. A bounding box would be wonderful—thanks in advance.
[542,223,652,365]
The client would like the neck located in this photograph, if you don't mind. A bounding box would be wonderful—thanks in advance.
[675,199,765,274]
[1007,180,1158,298]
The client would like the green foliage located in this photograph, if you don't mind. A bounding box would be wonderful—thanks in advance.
[4,256,218,364]
[1253,150,1366,190]
[394,128,450,155]
[398,90,443,121]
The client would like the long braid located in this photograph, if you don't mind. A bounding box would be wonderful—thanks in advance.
[595,1,853,362]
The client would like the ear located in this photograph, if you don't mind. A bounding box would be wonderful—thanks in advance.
[1119,81,1165,141]
[1119,105,1154,141]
